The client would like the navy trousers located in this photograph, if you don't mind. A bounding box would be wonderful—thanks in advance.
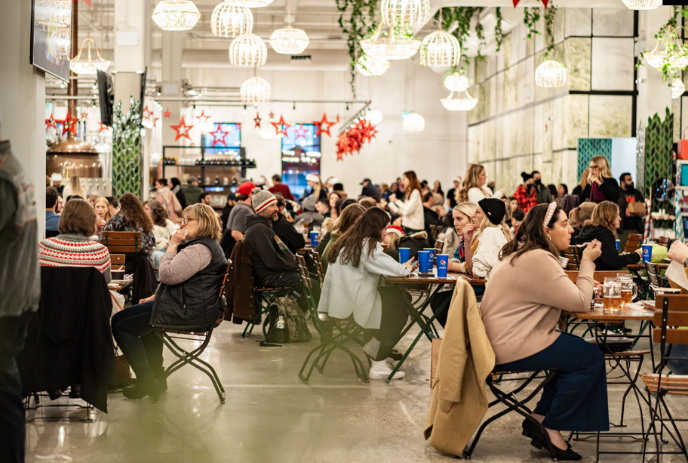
[111,301,163,379]
[496,332,610,432]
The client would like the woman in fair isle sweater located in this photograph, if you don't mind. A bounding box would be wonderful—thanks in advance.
[39,199,112,283]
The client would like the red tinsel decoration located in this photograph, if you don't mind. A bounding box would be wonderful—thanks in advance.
[335,120,378,161]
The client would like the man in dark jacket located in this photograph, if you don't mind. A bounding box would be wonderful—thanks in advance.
[272,194,305,253]
[183,176,204,205]
[532,171,552,204]
[422,191,439,247]
[360,178,380,198]
[617,172,645,249]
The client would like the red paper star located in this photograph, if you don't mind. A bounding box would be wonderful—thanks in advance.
[80,110,88,120]
[73,0,92,5]
[163,109,171,118]
[313,113,336,137]
[62,111,78,136]
[269,111,275,119]
[271,115,291,137]
[170,116,193,141]
[254,113,262,129]
[97,121,110,132]
[209,123,229,147]
[294,124,309,141]
[45,114,57,130]
[152,117,159,128]
[197,110,212,125]
[143,105,150,119]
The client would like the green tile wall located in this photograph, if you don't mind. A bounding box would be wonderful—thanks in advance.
[112,97,143,199]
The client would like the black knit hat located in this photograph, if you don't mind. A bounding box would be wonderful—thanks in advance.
[478,198,506,225]
[520,171,533,182]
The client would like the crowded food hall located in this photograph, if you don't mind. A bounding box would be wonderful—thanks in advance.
[4,0,688,461]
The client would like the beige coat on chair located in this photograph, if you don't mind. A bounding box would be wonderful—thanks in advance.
[424,279,496,458]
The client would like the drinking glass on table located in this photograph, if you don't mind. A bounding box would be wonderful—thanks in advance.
[603,277,621,313]
[617,273,637,307]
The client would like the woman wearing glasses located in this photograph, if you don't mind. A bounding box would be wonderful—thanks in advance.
[111,204,227,400]
[582,156,620,204]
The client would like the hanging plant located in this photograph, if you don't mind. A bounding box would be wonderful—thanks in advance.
[495,7,504,52]
[335,0,377,97]
[523,7,541,40]
[436,6,483,71]
[543,4,557,58]
[638,5,688,85]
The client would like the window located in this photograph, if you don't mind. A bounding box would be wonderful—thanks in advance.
[281,123,321,198]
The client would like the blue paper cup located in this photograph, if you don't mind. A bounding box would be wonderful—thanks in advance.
[418,251,430,273]
[642,244,653,263]
[616,240,620,252]
[310,231,319,247]
[399,247,410,263]
[424,248,435,269]
[436,254,449,278]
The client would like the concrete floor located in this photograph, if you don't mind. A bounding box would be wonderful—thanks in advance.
[24,320,688,463]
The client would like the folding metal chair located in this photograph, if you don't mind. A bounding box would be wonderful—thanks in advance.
[153,260,231,404]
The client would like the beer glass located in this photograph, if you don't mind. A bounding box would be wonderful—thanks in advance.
[603,277,621,313]
[617,273,637,307]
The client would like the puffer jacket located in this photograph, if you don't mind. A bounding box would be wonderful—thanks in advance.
[150,237,228,331]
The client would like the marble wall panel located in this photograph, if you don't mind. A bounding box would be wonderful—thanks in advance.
[490,76,498,118]
[565,9,591,38]
[562,149,579,189]
[526,35,535,58]
[540,160,552,185]
[517,108,535,156]
[589,95,633,138]
[563,94,590,149]
[509,112,519,158]
[495,116,504,160]
[565,38,591,91]
[534,154,544,173]
[468,125,480,164]
[496,71,504,115]
[487,55,498,80]
[542,102,554,163]
[552,151,563,185]
[513,23,527,65]
[591,38,634,91]
[504,65,519,112]
[681,95,688,143]
[534,104,543,154]
[535,16,546,54]
[553,8,565,44]
[552,96,565,151]
[592,8,634,37]
[518,56,535,107]
[476,58,488,84]
[485,119,496,162]
[503,33,512,70]
[672,98,681,143]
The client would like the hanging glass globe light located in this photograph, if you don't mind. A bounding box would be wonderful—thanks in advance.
[269,26,310,54]
[381,0,430,30]
[152,0,201,31]
[365,110,383,125]
[356,55,390,77]
[444,73,470,92]
[671,77,685,99]
[361,21,421,60]
[441,90,478,111]
[535,60,567,88]
[229,33,268,66]
[211,3,253,38]
[259,127,284,139]
[403,113,425,132]
[227,0,274,7]
[69,38,111,75]
[195,109,214,132]
[421,30,461,68]
[621,0,660,9]
[241,76,271,103]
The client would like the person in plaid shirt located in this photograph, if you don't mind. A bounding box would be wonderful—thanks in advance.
[513,172,539,212]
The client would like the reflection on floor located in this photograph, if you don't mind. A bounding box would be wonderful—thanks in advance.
[24,320,687,462]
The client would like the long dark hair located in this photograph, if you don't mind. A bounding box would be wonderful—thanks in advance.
[119,193,154,233]
[403,171,422,201]
[333,203,365,234]
[500,203,562,263]
[328,207,390,268]
[146,199,168,227]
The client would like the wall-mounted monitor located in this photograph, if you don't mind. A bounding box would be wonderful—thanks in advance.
[30,0,73,81]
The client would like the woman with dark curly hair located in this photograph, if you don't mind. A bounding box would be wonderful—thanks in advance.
[102,193,156,265]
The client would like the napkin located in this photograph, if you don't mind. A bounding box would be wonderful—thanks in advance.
[666,261,688,291]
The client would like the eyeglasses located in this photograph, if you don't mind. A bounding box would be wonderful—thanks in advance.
[181,218,197,226]
[589,165,599,170]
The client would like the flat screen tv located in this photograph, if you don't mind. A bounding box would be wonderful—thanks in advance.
[30,0,72,81]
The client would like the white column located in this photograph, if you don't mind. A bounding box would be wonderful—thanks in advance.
[0,0,47,236]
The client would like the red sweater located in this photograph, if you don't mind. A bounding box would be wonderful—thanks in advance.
[269,183,295,201]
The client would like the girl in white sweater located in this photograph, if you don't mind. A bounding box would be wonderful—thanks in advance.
[387,170,424,233]
[457,164,506,206]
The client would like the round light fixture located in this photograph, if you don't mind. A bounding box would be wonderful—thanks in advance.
[535,60,567,88]
[403,113,425,132]
[259,127,284,139]
[365,110,384,125]
[356,55,390,77]
[269,26,310,54]
[195,109,214,132]
[241,76,271,103]
[381,0,430,30]
[361,22,421,60]
[152,0,201,31]
[226,0,274,7]
[441,90,478,111]
[69,38,111,75]
[444,73,470,92]
[420,30,461,68]
[211,3,253,38]
[671,77,685,99]
[621,0,661,9]
[229,33,268,66]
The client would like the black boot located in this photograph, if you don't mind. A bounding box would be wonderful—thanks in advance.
[122,375,163,400]
[152,367,168,391]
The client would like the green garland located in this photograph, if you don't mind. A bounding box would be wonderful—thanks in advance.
[637,5,688,84]
[543,5,557,58]
[436,6,484,70]
[523,7,541,40]
[335,0,377,97]
[495,7,504,53]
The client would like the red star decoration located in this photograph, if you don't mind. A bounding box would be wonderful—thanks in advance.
[336,114,341,123]
[80,110,88,120]
[254,113,262,129]
[143,105,151,119]
[313,113,336,137]
[73,0,92,5]
[196,110,212,125]
[152,117,159,128]
[97,121,110,132]
[45,114,57,130]
[294,124,309,141]
[513,0,520,6]
[163,109,171,118]
[269,111,275,119]
[271,115,291,137]
[62,111,78,136]
[209,123,229,147]
[170,116,193,141]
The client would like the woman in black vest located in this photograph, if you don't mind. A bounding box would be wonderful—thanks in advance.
[112,204,227,400]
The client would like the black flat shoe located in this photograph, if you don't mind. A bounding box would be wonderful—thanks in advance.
[522,419,574,452]
[122,375,163,400]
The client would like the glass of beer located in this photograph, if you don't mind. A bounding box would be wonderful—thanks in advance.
[603,277,621,313]
[617,273,637,307]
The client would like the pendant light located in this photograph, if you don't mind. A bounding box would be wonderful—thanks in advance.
[241,75,271,103]
[420,2,460,68]
[441,90,478,111]
[381,0,430,30]
[230,33,268,66]
[621,0,660,9]
[444,72,470,92]
[361,20,421,60]
[211,3,253,38]
[356,55,390,77]
[269,0,309,55]
[69,38,111,75]
[535,60,567,88]
[365,110,384,125]
[152,0,201,31]
[228,0,274,7]
[403,113,425,132]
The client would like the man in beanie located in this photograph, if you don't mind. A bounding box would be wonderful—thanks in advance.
[244,189,302,291]
[183,176,203,205]
[227,181,255,241]
[294,194,324,230]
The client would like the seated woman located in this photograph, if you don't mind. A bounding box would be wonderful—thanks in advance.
[94,196,111,236]
[39,199,112,283]
[481,203,607,460]
[568,202,595,242]
[145,199,178,267]
[382,225,403,260]
[321,203,366,271]
[102,193,156,266]
[436,213,460,257]
[573,201,641,270]
[272,194,306,254]
[464,198,512,280]
[319,207,417,380]
[111,204,226,400]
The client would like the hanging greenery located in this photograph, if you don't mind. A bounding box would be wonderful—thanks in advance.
[637,5,688,84]
[335,0,377,97]
[436,6,483,71]
[495,7,504,53]
[523,7,541,40]
[543,5,557,58]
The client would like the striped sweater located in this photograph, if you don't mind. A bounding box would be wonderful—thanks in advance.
[39,234,112,283]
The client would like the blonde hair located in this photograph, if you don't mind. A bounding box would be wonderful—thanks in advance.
[578,168,589,189]
[478,214,513,241]
[590,156,612,181]
[587,201,619,236]
[569,202,596,229]
[386,232,401,251]
[69,176,86,198]
[94,197,112,222]
[183,204,222,241]
[457,164,485,203]
[453,202,477,225]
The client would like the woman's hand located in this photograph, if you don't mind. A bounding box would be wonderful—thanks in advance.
[402,258,419,271]
[170,229,187,247]
[140,294,156,303]
[464,224,476,245]
[668,241,688,264]
[389,194,397,202]
[581,239,602,262]
[635,247,643,257]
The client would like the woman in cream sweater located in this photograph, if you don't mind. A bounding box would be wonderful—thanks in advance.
[480,203,606,461]
[387,170,424,233]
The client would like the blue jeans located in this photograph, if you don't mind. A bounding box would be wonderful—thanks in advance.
[111,301,163,379]
[495,332,610,432]
[666,344,688,375]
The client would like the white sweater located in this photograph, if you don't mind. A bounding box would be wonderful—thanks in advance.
[467,186,504,205]
[472,227,508,280]
[319,239,412,329]
[388,189,424,231]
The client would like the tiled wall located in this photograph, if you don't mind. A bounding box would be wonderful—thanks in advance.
[466,8,636,196]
